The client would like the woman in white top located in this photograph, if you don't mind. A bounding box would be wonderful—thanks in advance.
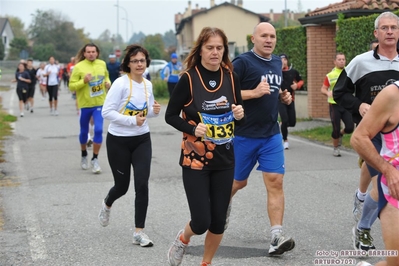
[99,44,161,247]
[36,62,47,99]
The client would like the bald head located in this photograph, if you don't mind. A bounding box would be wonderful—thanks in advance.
[251,22,277,58]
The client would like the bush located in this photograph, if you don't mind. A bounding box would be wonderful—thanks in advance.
[152,78,168,99]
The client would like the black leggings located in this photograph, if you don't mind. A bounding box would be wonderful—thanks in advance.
[279,101,296,141]
[329,104,354,139]
[167,82,177,98]
[104,132,152,228]
[183,167,234,235]
[47,85,58,101]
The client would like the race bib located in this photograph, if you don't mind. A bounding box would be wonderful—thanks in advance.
[122,101,148,117]
[198,111,234,145]
[89,79,104,98]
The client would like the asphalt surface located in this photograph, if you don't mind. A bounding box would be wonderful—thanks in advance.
[0,84,384,266]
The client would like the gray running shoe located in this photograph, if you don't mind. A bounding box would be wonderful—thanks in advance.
[353,191,364,223]
[91,158,101,174]
[268,233,295,256]
[98,202,110,227]
[333,147,341,157]
[133,230,153,247]
[352,226,376,251]
[167,229,188,266]
[356,262,372,266]
[87,139,93,148]
[81,156,89,170]
[224,201,232,230]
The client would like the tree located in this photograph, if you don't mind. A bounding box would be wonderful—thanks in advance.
[130,31,146,44]
[29,9,89,62]
[8,37,28,60]
[0,40,4,60]
[163,30,177,49]
[7,16,26,39]
[142,34,166,59]
[145,44,162,60]
[32,43,55,61]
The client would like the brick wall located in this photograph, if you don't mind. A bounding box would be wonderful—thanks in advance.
[306,24,337,119]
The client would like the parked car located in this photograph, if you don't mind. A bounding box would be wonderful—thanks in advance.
[148,59,167,77]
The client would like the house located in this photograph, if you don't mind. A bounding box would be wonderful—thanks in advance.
[0,18,14,59]
[174,0,269,59]
[299,0,399,119]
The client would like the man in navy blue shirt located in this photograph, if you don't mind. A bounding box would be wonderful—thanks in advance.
[106,54,121,84]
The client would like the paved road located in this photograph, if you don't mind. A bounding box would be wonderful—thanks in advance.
[0,86,383,266]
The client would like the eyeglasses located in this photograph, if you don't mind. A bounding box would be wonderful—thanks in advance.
[376,26,399,32]
[129,59,146,64]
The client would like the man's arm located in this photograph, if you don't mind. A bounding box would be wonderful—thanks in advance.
[333,69,362,114]
[68,64,85,92]
[351,84,399,199]
[320,76,331,97]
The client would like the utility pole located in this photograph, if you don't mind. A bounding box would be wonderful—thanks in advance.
[284,0,288,27]
[116,0,119,47]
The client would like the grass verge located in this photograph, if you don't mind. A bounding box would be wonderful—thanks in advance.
[291,124,352,149]
[0,86,17,163]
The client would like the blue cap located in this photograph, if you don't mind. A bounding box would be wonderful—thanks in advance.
[171,53,178,59]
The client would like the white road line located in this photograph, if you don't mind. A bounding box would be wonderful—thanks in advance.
[10,94,48,261]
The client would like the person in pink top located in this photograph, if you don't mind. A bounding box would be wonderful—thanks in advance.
[351,81,399,266]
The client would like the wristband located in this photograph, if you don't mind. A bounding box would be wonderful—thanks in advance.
[192,126,197,136]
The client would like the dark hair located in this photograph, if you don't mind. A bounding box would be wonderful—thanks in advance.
[27,58,33,62]
[75,43,100,63]
[121,44,151,73]
[369,39,378,50]
[18,62,27,70]
[335,52,345,59]
[184,27,233,71]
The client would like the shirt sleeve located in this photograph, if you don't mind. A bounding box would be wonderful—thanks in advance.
[164,72,193,134]
[323,76,330,87]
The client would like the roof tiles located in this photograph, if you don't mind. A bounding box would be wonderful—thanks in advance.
[306,0,399,17]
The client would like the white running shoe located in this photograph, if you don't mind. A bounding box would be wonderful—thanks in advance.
[167,229,188,266]
[356,262,372,266]
[333,147,341,157]
[133,230,154,247]
[268,233,295,256]
[91,158,101,174]
[81,156,89,170]
[283,142,289,150]
[98,201,111,227]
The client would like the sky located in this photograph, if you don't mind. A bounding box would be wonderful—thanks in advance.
[0,0,336,40]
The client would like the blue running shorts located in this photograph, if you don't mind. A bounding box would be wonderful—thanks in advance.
[234,134,285,181]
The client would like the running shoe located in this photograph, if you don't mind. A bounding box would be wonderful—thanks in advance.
[268,233,295,256]
[356,262,372,266]
[353,191,364,223]
[91,158,101,174]
[20,112,24,117]
[81,156,89,170]
[201,262,211,266]
[333,147,341,157]
[224,201,232,230]
[167,229,188,266]
[30,109,33,113]
[133,230,154,247]
[98,201,111,227]
[352,226,376,251]
[54,110,59,116]
[283,142,289,150]
[87,139,93,148]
